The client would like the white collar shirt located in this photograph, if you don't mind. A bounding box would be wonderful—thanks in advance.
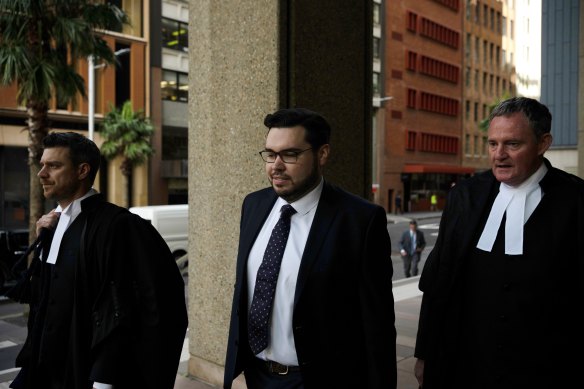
[246,179,323,366]
[44,189,97,264]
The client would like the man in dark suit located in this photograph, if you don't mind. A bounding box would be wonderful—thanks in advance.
[399,220,426,277]
[224,108,397,389]
[414,97,584,389]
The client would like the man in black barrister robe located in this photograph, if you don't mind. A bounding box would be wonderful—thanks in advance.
[10,132,187,389]
[414,97,584,389]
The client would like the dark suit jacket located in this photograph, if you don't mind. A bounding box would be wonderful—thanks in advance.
[224,182,397,389]
[415,160,584,388]
[399,229,426,256]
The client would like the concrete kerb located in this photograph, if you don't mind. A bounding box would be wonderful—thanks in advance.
[386,211,442,224]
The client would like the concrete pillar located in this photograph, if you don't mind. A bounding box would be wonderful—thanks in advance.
[187,1,372,386]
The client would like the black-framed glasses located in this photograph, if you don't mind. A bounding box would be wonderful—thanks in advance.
[259,148,313,164]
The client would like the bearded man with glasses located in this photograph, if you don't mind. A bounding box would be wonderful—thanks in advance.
[224,108,397,389]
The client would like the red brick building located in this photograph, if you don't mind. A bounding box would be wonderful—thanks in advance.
[378,0,473,212]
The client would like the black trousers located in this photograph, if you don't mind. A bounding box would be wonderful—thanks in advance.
[244,359,304,389]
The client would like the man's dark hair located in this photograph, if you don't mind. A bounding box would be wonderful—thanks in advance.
[264,108,331,149]
[489,97,552,139]
[43,132,101,184]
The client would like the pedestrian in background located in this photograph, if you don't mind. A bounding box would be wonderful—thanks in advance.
[395,192,402,214]
[11,132,187,389]
[430,193,437,211]
[224,108,397,389]
[414,97,584,389]
[399,220,426,278]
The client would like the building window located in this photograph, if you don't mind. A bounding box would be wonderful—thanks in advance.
[474,69,479,89]
[373,72,381,95]
[474,102,478,121]
[162,17,188,52]
[475,1,480,23]
[373,37,381,59]
[419,17,460,48]
[466,0,471,19]
[483,4,488,27]
[418,132,459,154]
[373,3,381,25]
[490,8,495,30]
[465,134,471,155]
[419,55,460,83]
[407,11,418,32]
[482,136,488,156]
[502,16,507,35]
[419,91,459,116]
[465,100,470,119]
[406,131,417,150]
[483,40,487,65]
[407,88,417,108]
[474,135,479,155]
[161,70,188,102]
[474,37,480,62]
[510,20,514,39]
[406,51,418,71]
[465,67,470,87]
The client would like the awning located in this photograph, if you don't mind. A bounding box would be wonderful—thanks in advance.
[403,164,475,174]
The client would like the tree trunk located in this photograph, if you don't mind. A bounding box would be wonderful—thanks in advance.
[26,100,49,245]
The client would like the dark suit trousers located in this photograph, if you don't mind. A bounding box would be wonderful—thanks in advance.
[402,252,420,277]
[244,359,304,389]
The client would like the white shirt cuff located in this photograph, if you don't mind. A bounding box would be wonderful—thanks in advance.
[93,383,113,389]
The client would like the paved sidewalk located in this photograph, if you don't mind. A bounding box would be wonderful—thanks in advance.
[174,276,423,389]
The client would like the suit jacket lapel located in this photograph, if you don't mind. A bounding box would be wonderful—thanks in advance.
[236,190,278,281]
[293,183,338,307]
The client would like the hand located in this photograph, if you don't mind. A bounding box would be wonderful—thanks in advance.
[414,358,425,387]
[36,210,60,236]
[400,249,407,256]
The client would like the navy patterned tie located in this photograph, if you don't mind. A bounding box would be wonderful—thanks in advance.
[248,204,297,355]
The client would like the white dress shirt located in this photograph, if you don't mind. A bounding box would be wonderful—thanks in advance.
[247,179,323,366]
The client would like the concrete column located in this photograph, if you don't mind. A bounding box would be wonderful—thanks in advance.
[187,1,372,386]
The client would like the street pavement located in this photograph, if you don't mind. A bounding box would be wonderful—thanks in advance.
[0,211,438,389]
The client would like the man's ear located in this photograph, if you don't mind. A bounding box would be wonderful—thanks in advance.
[538,133,552,155]
[78,163,91,180]
[318,144,330,167]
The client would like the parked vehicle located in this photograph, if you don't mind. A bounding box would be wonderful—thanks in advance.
[129,205,188,272]
[0,229,29,290]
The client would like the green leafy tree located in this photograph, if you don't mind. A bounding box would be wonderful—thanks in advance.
[100,100,154,207]
[0,0,127,240]
[478,91,513,132]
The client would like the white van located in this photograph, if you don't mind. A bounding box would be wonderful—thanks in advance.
[129,204,188,260]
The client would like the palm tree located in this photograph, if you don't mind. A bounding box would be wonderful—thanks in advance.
[0,0,127,242]
[100,100,154,208]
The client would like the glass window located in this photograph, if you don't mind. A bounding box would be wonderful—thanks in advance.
[373,3,381,25]
[161,70,188,102]
[373,37,381,59]
[162,17,188,52]
[373,72,381,95]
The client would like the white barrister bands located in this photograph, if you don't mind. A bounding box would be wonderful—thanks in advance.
[476,163,547,255]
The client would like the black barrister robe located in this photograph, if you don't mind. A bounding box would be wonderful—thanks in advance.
[13,194,188,389]
[415,160,584,389]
